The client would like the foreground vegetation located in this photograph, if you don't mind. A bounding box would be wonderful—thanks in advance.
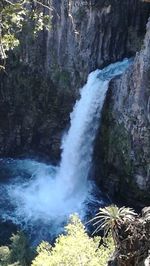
[32,215,114,266]
[0,231,33,266]
[0,214,114,266]
[0,205,149,265]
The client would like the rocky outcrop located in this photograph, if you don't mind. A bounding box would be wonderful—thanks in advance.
[0,0,150,159]
[96,18,150,207]
[108,207,150,266]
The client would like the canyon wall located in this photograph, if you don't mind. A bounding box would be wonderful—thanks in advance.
[46,0,150,90]
[95,18,150,207]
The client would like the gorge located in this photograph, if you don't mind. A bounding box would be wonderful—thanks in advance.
[0,0,150,264]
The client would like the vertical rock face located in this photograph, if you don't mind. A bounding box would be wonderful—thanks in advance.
[47,0,150,90]
[0,0,150,159]
[97,18,150,207]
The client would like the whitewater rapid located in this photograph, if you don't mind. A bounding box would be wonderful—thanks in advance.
[0,58,132,242]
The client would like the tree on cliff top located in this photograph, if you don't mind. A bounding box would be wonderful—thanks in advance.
[0,0,52,70]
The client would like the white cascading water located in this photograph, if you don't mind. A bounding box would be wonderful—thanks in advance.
[0,58,132,241]
[56,58,132,197]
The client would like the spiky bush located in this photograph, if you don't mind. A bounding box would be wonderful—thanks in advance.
[90,205,137,247]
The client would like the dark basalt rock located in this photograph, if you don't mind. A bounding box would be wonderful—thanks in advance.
[95,18,150,207]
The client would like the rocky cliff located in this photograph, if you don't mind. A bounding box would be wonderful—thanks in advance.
[46,0,150,90]
[96,17,150,207]
[0,0,150,160]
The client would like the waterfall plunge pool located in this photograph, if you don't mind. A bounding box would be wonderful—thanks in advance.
[0,158,106,245]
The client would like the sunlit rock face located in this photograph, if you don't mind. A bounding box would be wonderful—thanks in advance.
[96,18,150,207]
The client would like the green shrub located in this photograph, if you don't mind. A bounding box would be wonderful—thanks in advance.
[0,231,33,266]
[32,214,114,266]
[0,245,11,266]
[0,215,115,266]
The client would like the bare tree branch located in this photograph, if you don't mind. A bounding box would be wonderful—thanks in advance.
[34,0,53,11]
[4,0,16,5]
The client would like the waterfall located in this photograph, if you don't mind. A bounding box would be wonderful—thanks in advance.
[0,58,132,241]
[57,58,132,196]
